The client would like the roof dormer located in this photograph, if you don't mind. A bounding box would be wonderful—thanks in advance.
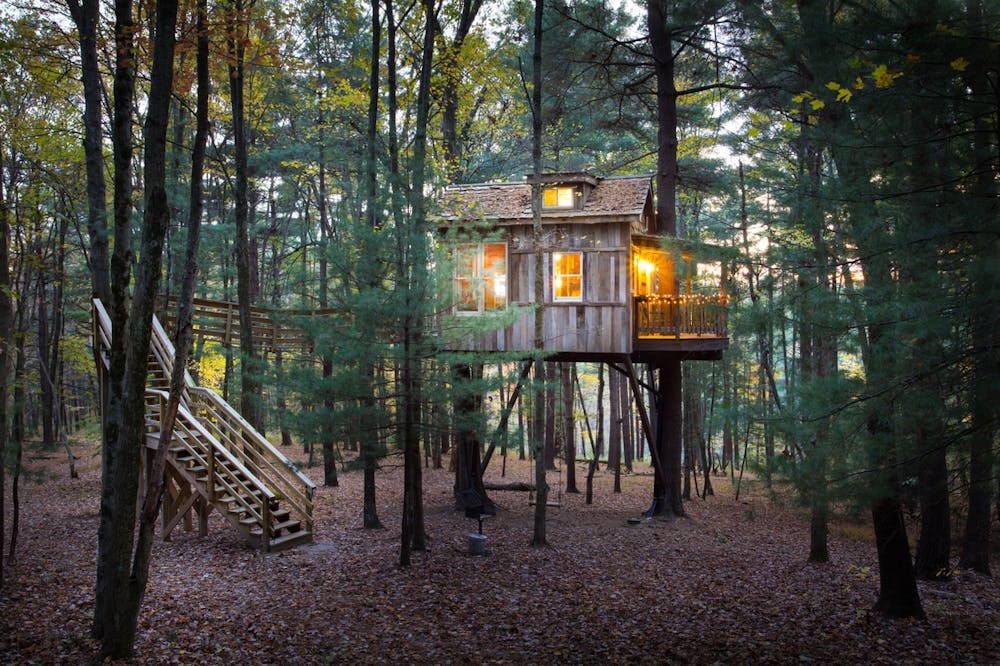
[526,172,600,212]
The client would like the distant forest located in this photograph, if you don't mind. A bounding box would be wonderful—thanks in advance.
[0,0,996,660]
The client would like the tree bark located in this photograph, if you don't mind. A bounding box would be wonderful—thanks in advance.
[227,0,263,432]
[608,368,622,493]
[400,0,436,565]
[959,0,996,575]
[93,0,137,644]
[529,0,548,548]
[65,0,110,303]
[651,361,684,517]
[95,0,180,655]
[453,363,495,513]
[0,145,10,590]
[561,363,578,493]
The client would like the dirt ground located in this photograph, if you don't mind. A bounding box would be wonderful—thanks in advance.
[1,440,997,665]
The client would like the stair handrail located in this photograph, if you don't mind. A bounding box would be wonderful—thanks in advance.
[94,296,315,538]
[145,389,275,537]
[188,386,316,532]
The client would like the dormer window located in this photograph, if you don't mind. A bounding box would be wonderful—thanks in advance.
[543,186,577,209]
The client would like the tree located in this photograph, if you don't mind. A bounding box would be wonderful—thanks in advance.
[529,0,549,548]
[0,123,10,594]
[227,0,264,433]
[399,0,437,566]
[93,0,181,655]
[65,0,110,304]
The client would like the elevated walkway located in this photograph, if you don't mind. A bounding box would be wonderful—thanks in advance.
[92,298,316,551]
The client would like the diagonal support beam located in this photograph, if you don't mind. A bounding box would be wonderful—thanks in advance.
[480,359,534,475]
[621,357,665,491]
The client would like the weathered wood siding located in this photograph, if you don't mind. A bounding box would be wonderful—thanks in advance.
[456,220,634,355]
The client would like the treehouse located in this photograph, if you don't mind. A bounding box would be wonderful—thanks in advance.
[434,172,729,362]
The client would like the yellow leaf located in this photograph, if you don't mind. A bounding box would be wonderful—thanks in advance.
[853,76,865,90]
[825,81,842,91]
[872,64,902,88]
[792,91,813,104]
[950,57,969,72]
[810,99,826,110]
[748,126,760,138]
[836,88,852,103]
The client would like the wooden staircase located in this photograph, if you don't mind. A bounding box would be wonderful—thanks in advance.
[93,298,316,552]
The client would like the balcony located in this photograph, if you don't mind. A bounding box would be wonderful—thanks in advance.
[634,293,729,339]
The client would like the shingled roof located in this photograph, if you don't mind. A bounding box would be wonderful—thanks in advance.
[434,174,652,224]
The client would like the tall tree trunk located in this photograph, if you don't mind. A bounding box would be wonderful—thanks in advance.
[126,0,192,648]
[791,0,924,620]
[95,0,180,655]
[529,0,548,548]
[399,0,436,565]
[360,0,383,530]
[647,0,684,517]
[562,363,578,493]
[608,368,622,493]
[66,0,110,304]
[652,361,684,517]
[454,363,494,513]
[227,0,263,432]
[958,0,996,575]
[0,146,8,591]
[93,0,136,644]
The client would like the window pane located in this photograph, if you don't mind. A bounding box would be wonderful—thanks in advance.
[483,243,507,310]
[455,246,478,311]
[543,186,575,208]
[557,187,575,207]
[553,251,582,300]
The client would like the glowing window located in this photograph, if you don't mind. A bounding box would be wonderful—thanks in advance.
[553,252,583,301]
[543,186,576,208]
[455,243,507,313]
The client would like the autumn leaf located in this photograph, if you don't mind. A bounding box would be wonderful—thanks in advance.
[872,64,903,88]
[950,57,970,72]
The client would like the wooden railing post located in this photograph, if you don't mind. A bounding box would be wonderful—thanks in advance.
[261,500,272,552]
[207,440,216,502]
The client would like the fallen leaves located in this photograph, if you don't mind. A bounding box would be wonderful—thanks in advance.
[1,442,997,665]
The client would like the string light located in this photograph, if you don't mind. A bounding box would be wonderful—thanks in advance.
[635,293,730,306]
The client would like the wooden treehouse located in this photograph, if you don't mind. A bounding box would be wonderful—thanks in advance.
[434,172,729,363]
[92,298,316,551]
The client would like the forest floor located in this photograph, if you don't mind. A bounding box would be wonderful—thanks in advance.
[1,438,998,665]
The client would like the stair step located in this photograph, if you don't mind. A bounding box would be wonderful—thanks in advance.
[249,519,301,538]
[272,519,301,533]
[267,530,313,552]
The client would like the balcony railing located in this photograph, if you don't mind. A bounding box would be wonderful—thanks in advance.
[634,293,729,338]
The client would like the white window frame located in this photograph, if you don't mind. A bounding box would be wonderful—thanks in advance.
[552,251,583,302]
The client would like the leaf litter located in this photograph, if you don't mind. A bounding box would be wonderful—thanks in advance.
[0,442,996,664]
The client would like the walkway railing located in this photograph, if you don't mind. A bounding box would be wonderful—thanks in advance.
[634,294,729,338]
